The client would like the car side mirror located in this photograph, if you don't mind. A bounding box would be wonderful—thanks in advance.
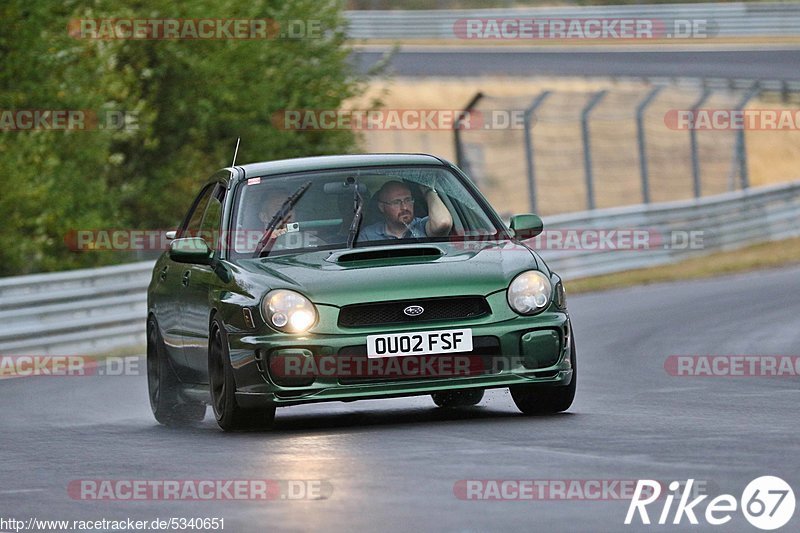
[509,214,544,240]
[169,237,214,265]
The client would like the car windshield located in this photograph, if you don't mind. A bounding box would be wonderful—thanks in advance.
[229,166,505,258]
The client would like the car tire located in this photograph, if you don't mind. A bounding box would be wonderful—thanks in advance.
[208,317,276,431]
[431,388,484,408]
[510,336,576,415]
[147,317,206,426]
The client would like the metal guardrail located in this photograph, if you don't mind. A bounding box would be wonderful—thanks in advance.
[540,180,800,279]
[0,262,152,355]
[344,2,800,39]
[1,180,798,355]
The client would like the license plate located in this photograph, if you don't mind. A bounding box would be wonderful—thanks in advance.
[366,328,473,359]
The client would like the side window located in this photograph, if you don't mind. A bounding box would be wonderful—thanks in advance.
[180,185,214,238]
[198,184,225,250]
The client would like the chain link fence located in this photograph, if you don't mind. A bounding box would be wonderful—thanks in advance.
[453,79,800,217]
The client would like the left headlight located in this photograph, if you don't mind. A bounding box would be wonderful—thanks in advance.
[262,289,317,333]
[507,270,552,315]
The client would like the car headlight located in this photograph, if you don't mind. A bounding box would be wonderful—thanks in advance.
[262,289,317,333]
[507,270,552,315]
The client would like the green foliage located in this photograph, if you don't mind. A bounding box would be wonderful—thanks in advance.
[0,0,366,275]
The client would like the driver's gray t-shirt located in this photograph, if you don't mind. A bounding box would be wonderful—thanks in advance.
[361,216,429,240]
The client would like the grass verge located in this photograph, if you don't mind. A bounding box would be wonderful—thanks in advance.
[567,236,800,294]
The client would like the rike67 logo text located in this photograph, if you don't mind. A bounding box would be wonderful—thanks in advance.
[625,477,795,530]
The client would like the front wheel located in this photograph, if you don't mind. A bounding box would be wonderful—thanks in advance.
[431,388,484,408]
[208,317,275,431]
[510,336,576,415]
[147,317,206,426]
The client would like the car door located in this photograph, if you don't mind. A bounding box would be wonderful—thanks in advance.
[150,246,186,366]
[162,183,215,381]
[152,184,214,371]
[180,182,226,382]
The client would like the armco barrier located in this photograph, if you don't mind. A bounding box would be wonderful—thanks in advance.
[0,261,152,355]
[541,180,800,279]
[344,2,800,40]
[0,180,798,355]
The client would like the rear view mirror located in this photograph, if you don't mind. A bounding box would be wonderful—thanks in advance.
[323,179,368,195]
[169,237,213,264]
[509,214,544,240]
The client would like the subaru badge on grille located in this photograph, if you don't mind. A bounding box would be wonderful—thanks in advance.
[403,305,424,317]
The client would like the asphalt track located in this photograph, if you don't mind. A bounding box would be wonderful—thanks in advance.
[351,46,800,80]
[1,265,798,532]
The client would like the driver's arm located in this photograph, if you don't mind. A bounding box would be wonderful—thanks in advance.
[423,187,453,237]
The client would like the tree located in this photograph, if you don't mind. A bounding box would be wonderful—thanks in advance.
[0,0,366,275]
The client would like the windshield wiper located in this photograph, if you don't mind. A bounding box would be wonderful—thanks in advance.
[346,178,364,248]
[253,181,312,258]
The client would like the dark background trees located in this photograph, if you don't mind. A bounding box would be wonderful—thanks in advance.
[0,0,364,275]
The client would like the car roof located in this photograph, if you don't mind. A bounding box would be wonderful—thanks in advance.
[234,153,450,181]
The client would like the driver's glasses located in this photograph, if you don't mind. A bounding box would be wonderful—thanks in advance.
[381,197,415,208]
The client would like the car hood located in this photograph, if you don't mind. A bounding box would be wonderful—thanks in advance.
[236,240,542,306]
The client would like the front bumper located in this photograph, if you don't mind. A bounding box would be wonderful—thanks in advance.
[228,311,573,408]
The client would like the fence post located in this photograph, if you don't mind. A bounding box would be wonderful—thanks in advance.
[523,91,551,214]
[453,92,483,180]
[734,83,760,190]
[635,86,664,204]
[689,88,712,199]
[581,90,607,210]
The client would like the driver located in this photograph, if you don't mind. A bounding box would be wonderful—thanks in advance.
[252,189,297,252]
[258,191,293,238]
[361,180,452,241]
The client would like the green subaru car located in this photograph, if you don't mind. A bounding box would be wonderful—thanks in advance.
[147,154,575,431]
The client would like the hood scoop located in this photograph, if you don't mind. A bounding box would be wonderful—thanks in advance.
[327,245,444,264]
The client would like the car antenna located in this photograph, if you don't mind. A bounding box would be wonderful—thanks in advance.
[231,137,241,167]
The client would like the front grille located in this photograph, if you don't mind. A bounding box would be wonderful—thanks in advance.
[338,296,490,328]
[336,336,503,385]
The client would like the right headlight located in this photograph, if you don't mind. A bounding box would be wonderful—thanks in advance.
[261,289,317,333]
[507,270,552,315]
